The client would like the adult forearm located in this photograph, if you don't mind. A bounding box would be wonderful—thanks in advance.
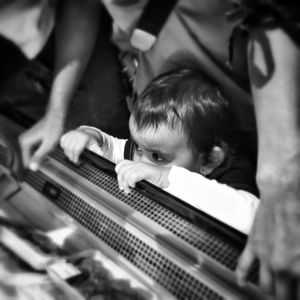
[17,0,101,170]
[47,0,101,118]
[249,27,300,194]
[237,25,300,298]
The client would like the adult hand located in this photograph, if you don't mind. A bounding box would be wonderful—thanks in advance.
[19,111,64,171]
[115,160,170,193]
[237,19,300,298]
[237,175,300,299]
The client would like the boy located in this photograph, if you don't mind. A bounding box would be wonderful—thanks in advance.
[60,69,259,234]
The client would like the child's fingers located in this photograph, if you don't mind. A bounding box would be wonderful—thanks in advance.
[116,161,145,193]
[115,160,132,181]
[117,173,124,192]
[69,140,78,162]
[116,160,135,193]
[60,132,76,153]
[71,143,81,163]
[66,147,74,162]
[124,169,140,188]
[59,133,70,149]
[60,131,88,163]
[63,138,73,161]
[122,169,138,193]
[61,137,74,161]
[72,142,85,163]
[69,141,78,163]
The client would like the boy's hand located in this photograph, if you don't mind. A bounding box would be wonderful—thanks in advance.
[60,130,95,163]
[115,160,170,193]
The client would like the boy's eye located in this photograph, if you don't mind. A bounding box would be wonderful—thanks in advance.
[151,152,165,162]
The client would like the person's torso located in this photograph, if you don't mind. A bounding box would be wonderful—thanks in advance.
[102,0,256,132]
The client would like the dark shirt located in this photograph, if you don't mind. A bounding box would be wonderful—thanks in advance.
[207,150,259,197]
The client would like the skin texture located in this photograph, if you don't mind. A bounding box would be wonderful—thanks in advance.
[19,0,100,171]
[236,26,300,299]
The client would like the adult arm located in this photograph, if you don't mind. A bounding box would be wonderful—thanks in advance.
[19,0,101,170]
[236,26,300,298]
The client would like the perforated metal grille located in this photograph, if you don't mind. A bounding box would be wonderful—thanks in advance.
[0,145,240,270]
[49,149,240,270]
[25,170,223,300]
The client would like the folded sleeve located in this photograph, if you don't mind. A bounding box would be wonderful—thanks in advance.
[79,126,127,164]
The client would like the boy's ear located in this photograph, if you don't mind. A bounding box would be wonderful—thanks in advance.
[199,146,225,175]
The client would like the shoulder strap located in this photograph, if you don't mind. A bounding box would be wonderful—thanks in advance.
[124,139,135,160]
[130,0,178,51]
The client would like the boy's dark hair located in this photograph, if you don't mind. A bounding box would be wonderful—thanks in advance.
[131,68,231,158]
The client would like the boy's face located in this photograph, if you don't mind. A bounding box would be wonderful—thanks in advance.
[129,116,201,172]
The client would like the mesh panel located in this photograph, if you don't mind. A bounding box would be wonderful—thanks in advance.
[0,144,258,286]
[25,170,223,300]
[50,149,240,270]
